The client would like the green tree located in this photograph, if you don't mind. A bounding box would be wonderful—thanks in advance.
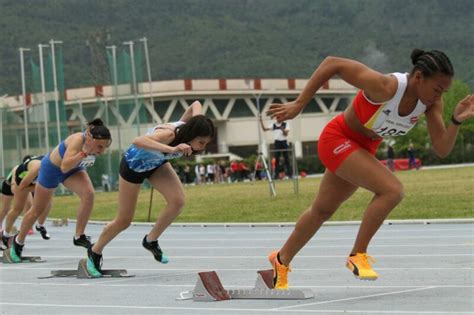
[385,80,473,165]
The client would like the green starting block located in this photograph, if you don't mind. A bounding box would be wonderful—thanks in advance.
[1,250,45,263]
[39,258,134,279]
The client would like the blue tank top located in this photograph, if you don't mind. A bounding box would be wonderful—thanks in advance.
[124,122,185,172]
[58,132,86,158]
[57,132,95,168]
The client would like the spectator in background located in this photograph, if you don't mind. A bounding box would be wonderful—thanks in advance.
[386,145,395,172]
[230,160,239,182]
[238,160,250,181]
[407,143,418,170]
[206,163,215,183]
[194,163,201,185]
[218,160,227,183]
[183,164,192,184]
[101,174,111,192]
[260,116,292,179]
[199,164,207,183]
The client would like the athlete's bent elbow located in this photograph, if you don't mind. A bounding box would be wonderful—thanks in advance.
[433,147,450,159]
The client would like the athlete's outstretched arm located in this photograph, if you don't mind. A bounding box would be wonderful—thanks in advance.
[268,57,396,122]
[179,100,203,122]
[426,94,474,158]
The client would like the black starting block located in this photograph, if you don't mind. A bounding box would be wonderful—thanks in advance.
[177,269,314,301]
[39,258,135,279]
[1,250,45,263]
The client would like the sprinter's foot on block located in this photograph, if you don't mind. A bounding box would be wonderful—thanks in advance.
[346,253,378,280]
[9,235,24,263]
[86,245,103,278]
[142,235,169,263]
[268,250,291,289]
[73,234,92,248]
[35,225,50,240]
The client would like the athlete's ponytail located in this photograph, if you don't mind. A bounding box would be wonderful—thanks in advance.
[87,119,111,141]
[410,49,454,78]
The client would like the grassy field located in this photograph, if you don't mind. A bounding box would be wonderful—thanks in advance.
[50,166,474,223]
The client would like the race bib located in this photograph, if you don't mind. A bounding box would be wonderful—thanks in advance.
[78,155,96,168]
[372,118,412,137]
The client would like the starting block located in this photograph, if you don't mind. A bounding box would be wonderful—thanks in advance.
[38,258,135,279]
[177,269,314,301]
[1,250,44,263]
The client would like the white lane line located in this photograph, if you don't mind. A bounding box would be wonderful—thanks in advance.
[2,266,472,272]
[0,302,472,314]
[273,286,437,310]
[87,270,198,286]
[0,281,472,289]
[35,227,474,235]
[20,243,474,250]
[1,253,471,259]
[28,235,473,241]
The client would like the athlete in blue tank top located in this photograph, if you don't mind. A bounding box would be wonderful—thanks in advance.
[87,101,215,277]
[9,119,111,263]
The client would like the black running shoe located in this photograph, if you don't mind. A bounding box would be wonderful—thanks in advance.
[142,235,169,263]
[86,245,103,276]
[73,234,92,248]
[35,225,50,240]
[0,233,6,251]
[1,234,9,247]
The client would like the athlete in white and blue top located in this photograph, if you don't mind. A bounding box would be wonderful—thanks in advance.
[124,121,186,172]
[88,101,215,277]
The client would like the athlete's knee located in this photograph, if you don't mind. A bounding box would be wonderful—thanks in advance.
[80,189,95,206]
[383,181,405,205]
[9,206,23,216]
[27,207,43,219]
[113,217,132,231]
[168,195,185,214]
[310,205,337,222]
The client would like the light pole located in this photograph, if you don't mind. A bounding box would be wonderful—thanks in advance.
[50,39,63,144]
[106,45,122,153]
[0,94,7,177]
[139,37,153,125]
[38,44,50,151]
[20,47,31,154]
[123,41,140,136]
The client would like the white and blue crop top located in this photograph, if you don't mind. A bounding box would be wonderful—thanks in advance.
[124,121,185,172]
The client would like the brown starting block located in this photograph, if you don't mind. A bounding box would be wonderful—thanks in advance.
[1,249,45,263]
[177,269,314,301]
[52,218,69,227]
[38,258,135,279]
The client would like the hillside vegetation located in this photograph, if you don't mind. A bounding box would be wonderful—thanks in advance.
[0,0,472,95]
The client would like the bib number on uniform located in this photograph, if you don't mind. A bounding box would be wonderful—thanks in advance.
[78,155,96,168]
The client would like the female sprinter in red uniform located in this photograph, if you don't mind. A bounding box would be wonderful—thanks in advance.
[267,49,474,289]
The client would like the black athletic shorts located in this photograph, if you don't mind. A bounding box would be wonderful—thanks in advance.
[1,180,13,196]
[119,157,167,184]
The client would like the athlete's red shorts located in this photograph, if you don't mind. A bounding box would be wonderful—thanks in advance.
[318,114,382,173]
